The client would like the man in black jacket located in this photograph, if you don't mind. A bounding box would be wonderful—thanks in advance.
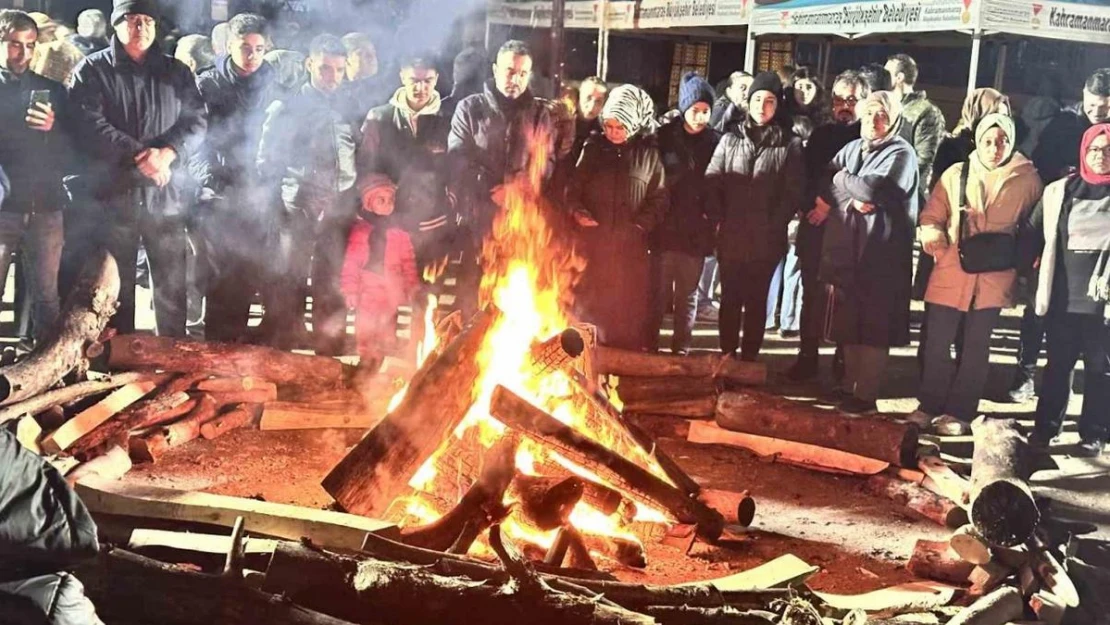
[0,10,71,344]
[257,33,361,354]
[1033,68,1110,184]
[448,39,554,318]
[67,0,207,338]
[196,12,279,343]
[787,69,870,381]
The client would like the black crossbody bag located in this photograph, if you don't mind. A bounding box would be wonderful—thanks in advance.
[956,159,1018,274]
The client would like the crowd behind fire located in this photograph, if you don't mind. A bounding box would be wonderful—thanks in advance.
[0,1,1109,456]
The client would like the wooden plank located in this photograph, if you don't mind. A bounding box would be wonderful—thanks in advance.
[687,420,890,476]
[75,477,398,551]
[919,455,971,505]
[815,581,959,613]
[259,402,385,431]
[128,528,278,555]
[15,415,42,453]
[41,382,157,454]
[682,554,818,591]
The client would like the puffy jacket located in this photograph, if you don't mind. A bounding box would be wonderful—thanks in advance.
[919,153,1043,311]
[360,94,452,257]
[1032,110,1089,183]
[196,56,281,194]
[705,122,805,264]
[257,83,361,222]
[340,216,419,310]
[67,37,207,218]
[0,68,70,214]
[654,117,720,256]
[898,90,946,190]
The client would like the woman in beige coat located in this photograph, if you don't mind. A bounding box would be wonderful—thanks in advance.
[913,114,1044,428]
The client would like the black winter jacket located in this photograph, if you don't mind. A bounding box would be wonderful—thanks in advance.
[654,117,720,256]
[196,56,281,194]
[257,83,362,222]
[67,37,207,218]
[1032,109,1089,184]
[796,121,860,266]
[706,122,806,264]
[0,69,70,214]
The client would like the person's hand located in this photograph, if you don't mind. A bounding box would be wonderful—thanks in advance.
[573,210,598,227]
[490,185,507,208]
[853,200,875,214]
[136,147,177,181]
[922,236,948,257]
[808,197,831,226]
[26,102,54,132]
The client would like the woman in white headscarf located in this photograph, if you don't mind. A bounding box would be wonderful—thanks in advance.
[567,84,668,351]
[819,91,920,415]
[914,113,1043,431]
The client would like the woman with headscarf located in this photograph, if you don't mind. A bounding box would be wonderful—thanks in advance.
[567,84,668,351]
[1028,124,1110,457]
[913,114,1043,430]
[818,91,920,415]
[706,71,805,362]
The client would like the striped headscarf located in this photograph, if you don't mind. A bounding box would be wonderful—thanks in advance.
[601,84,657,138]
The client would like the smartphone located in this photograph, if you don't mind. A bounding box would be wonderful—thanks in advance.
[29,89,51,109]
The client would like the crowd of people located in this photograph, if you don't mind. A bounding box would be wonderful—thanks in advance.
[1,1,1109,456]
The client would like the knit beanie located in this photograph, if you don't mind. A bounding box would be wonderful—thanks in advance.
[111,0,159,26]
[747,71,782,103]
[358,172,396,199]
[678,71,715,114]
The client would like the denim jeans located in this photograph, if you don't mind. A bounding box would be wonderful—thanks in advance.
[650,251,703,353]
[0,211,63,342]
[697,255,719,308]
[766,245,803,331]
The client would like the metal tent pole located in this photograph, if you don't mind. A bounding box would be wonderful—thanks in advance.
[596,0,610,80]
[743,27,756,74]
[993,42,1007,91]
[967,29,982,99]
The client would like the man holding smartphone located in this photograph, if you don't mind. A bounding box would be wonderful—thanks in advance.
[0,9,69,345]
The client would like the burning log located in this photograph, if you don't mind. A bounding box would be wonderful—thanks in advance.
[622,396,718,419]
[563,526,599,571]
[0,251,120,406]
[616,376,718,405]
[697,488,757,527]
[969,417,1040,548]
[580,532,647,568]
[106,335,350,392]
[323,310,496,517]
[201,404,263,440]
[907,539,975,585]
[489,385,726,541]
[863,474,969,529]
[0,370,154,426]
[715,391,919,467]
[594,347,766,386]
[510,474,584,530]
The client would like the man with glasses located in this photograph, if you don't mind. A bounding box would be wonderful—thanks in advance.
[68,0,206,337]
[787,69,871,381]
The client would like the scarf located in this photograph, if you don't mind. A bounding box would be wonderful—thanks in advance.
[955,88,1010,135]
[1080,123,1110,186]
[860,91,903,153]
[971,113,1016,171]
[389,86,443,133]
[601,84,656,138]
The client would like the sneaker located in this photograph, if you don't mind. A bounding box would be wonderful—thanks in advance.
[1074,439,1108,458]
[905,409,935,428]
[931,415,970,436]
[1028,429,1061,451]
[786,359,818,382]
[1007,377,1036,404]
[839,397,878,416]
[779,329,800,339]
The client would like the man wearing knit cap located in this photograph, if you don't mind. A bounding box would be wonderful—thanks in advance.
[650,72,722,355]
[67,0,207,337]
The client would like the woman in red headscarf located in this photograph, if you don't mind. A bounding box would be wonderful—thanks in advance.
[1029,124,1110,457]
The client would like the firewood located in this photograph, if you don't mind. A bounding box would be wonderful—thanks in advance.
[622,396,718,419]
[579,480,625,516]
[716,391,919,467]
[951,525,993,565]
[563,526,599,571]
[489,385,726,540]
[195,376,271,393]
[40,380,160,454]
[1028,537,1079,608]
[688,420,890,476]
[106,335,351,391]
[863,474,969,528]
[201,404,262,440]
[698,488,756,527]
[162,394,221,447]
[1029,591,1066,625]
[970,417,1040,547]
[544,527,572,566]
[640,606,776,625]
[615,375,718,405]
[628,414,692,440]
[510,473,584,530]
[919,455,971,505]
[581,532,646,568]
[968,561,1013,594]
[0,371,153,426]
[323,310,495,517]
[13,415,42,453]
[129,432,170,464]
[206,386,279,407]
[259,401,383,431]
[0,251,120,406]
[907,539,975,585]
[947,586,1024,625]
[594,347,767,385]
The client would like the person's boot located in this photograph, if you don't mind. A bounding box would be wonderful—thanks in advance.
[832,346,846,383]
[787,356,818,382]
[1007,368,1037,403]
[1074,438,1107,458]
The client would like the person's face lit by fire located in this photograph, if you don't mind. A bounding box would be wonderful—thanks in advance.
[347,43,378,81]
[230,33,267,76]
[579,80,608,120]
[400,66,439,111]
[1083,89,1110,125]
[861,102,892,142]
[684,101,711,134]
[748,90,778,126]
[364,186,396,216]
[0,28,36,75]
[493,50,531,100]
[602,117,629,145]
[115,13,156,56]
[1086,134,1110,177]
[831,81,863,125]
[308,52,347,93]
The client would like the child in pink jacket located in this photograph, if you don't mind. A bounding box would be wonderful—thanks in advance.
[340,173,419,369]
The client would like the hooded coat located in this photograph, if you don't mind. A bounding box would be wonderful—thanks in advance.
[819,134,920,347]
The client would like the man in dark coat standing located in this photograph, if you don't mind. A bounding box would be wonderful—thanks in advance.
[447,39,555,318]
[67,0,207,337]
[195,12,279,343]
[257,34,361,354]
[0,10,71,344]
[787,69,870,381]
[651,72,720,355]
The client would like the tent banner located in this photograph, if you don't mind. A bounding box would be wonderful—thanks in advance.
[636,0,753,28]
[983,0,1110,44]
[487,1,637,29]
[751,0,977,34]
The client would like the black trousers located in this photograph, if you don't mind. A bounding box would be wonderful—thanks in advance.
[1034,312,1110,442]
[797,262,824,362]
[1015,305,1046,382]
[199,194,265,343]
[104,212,188,337]
[718,259,778,360]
